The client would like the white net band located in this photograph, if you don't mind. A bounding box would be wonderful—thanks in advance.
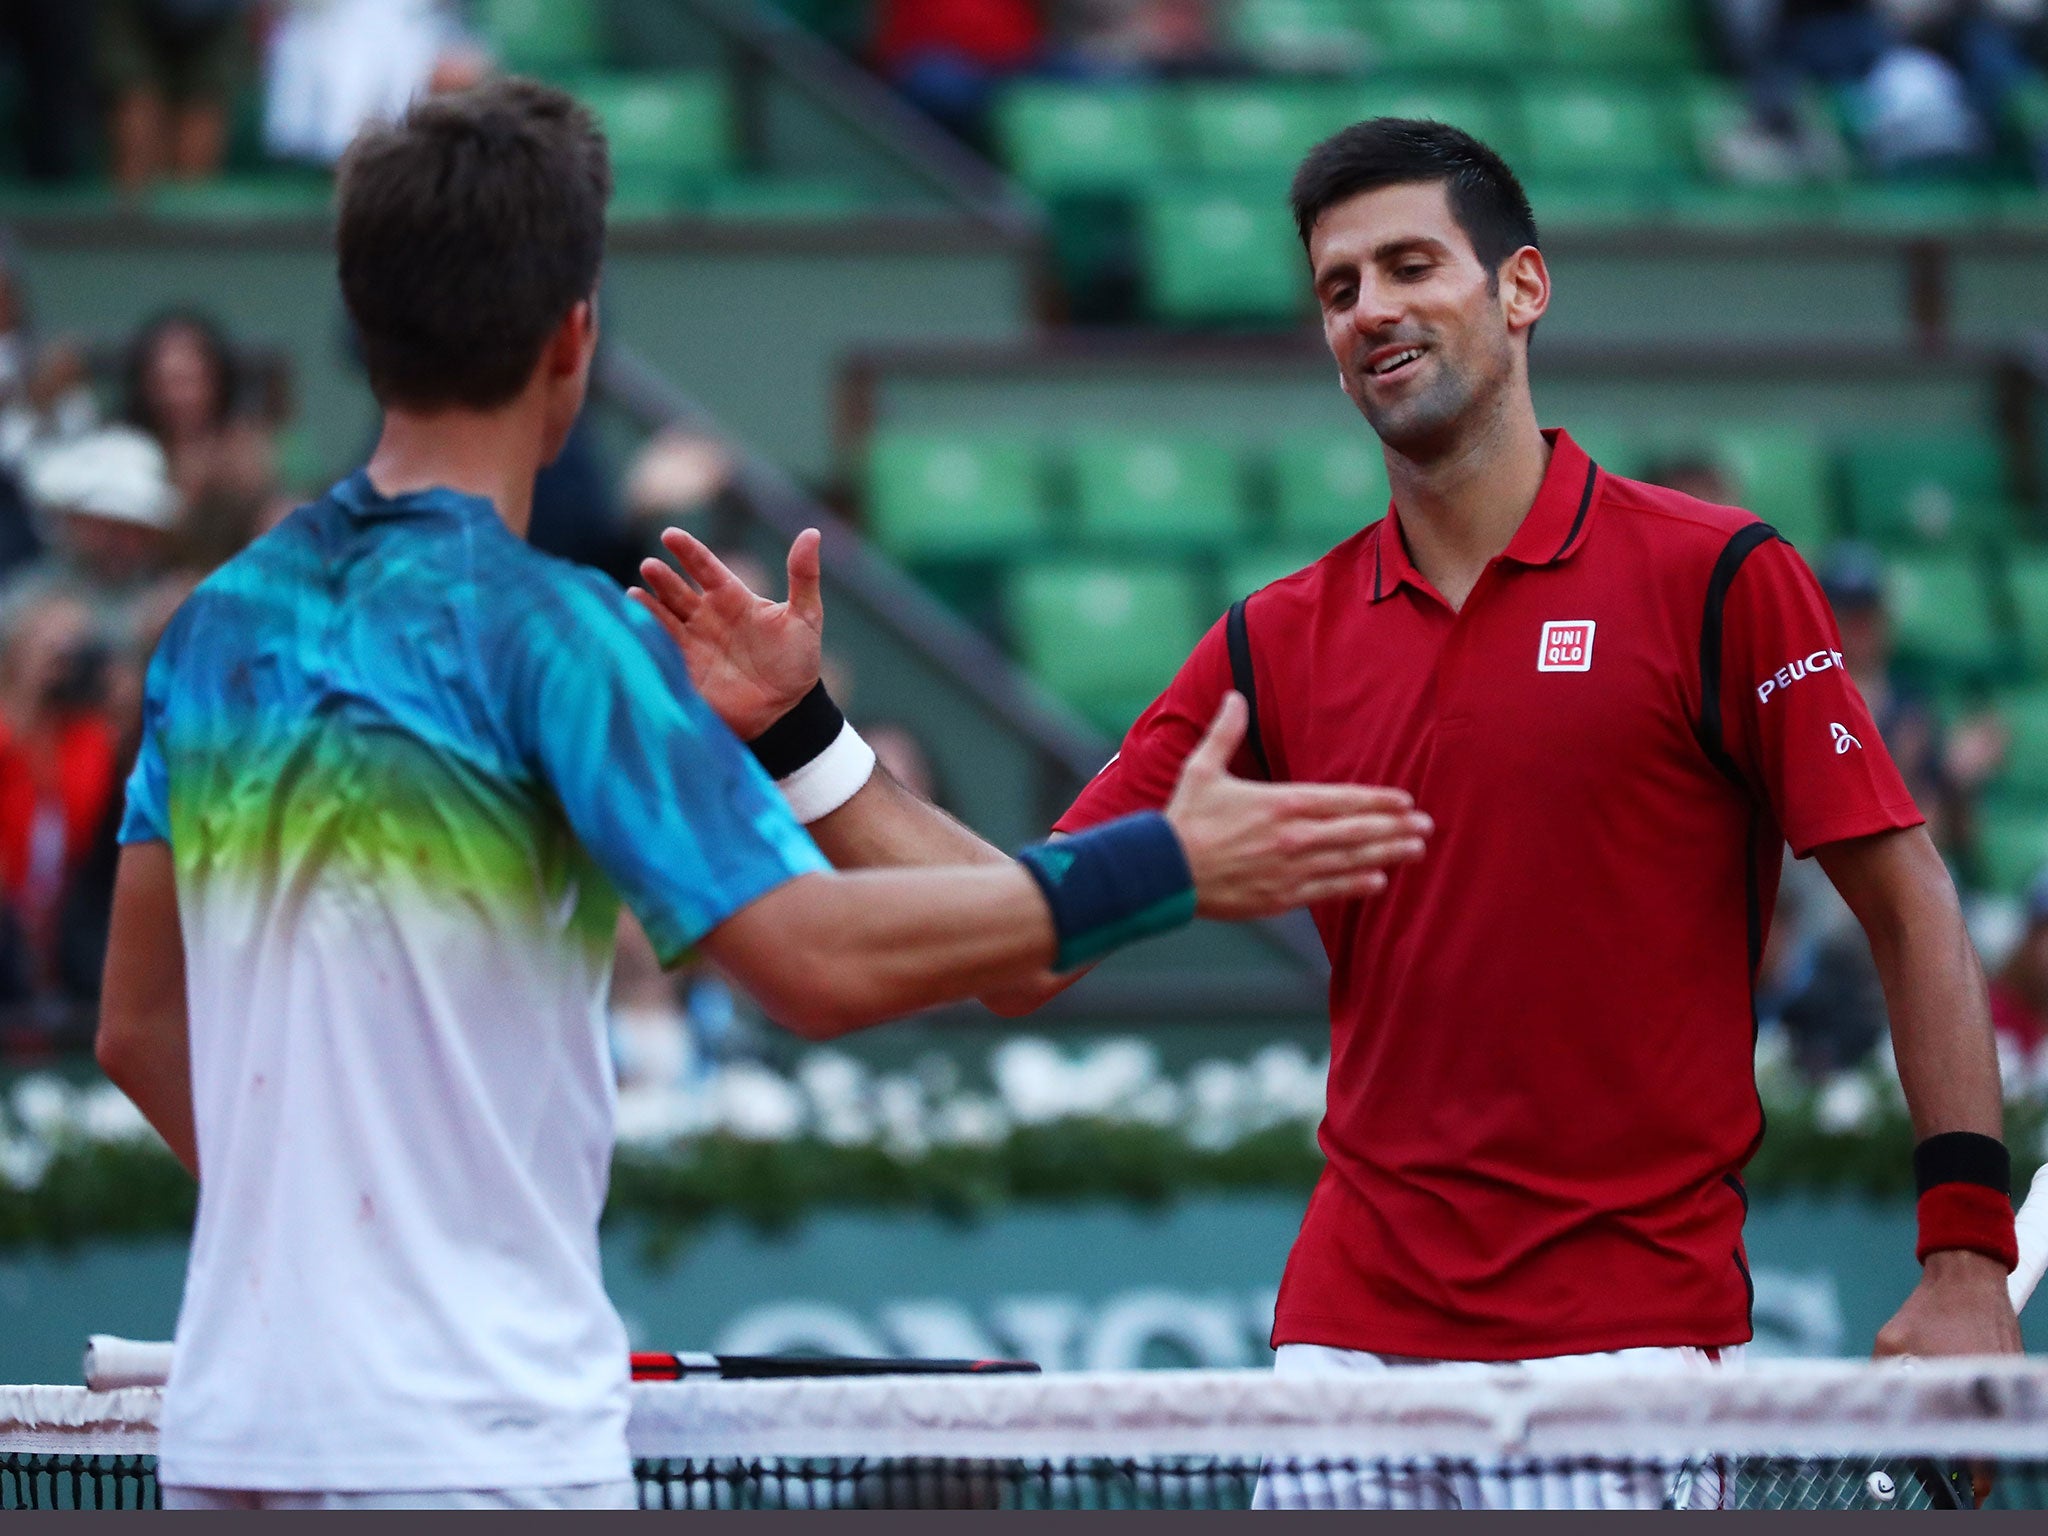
[6,1359,2048,1464]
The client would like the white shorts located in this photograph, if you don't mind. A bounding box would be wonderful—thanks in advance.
[162,1479,638,1510]
[1252,1341,1744,1510]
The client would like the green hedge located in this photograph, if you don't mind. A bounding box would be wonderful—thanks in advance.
[5,1098,2040,1255]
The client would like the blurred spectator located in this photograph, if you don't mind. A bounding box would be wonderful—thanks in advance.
[1820,542,2005,858]
[1708,0,2048,180]
[53,568,196,1001]
[100,0,253,193]
[0,591,120,1003]
[1989,866,2048,1064]
[0,1,98,182]
[9,426,180,648]
[1758,850,1892,1076]
[872,0,1045,144]
[0,253,100,581]
[263,0,486,167]
[1052,0,1230,77]
[122,309,278,569]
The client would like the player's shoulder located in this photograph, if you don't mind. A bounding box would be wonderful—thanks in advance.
[1595,469,1779,562]
[1237,523,1378,620]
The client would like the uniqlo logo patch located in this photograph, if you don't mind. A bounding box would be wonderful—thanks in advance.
[1537,620,1596,672]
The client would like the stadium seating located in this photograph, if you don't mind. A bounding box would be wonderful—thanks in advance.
[1271,432,1391,544]
[1708,426,1836,551]
[2011,553,2048,676]
[575,73,733,213]
[1536,0,1699,68]
[1140,186,1306,323]
[1004,559,1206,733]
[1374,0,1539,70]
[865,435,1046,561]
[1994,686,2048,801]
[1881,553,2003,679]
[1071,434,1248,550]
[477,0,603,76]
[995,85,1173,194]
[1181,84,1349,179]
[1515,83,1685,184]
[1839,433,2013,546]
[1977,797,2048,894]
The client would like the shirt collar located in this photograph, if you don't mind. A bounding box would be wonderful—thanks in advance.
[334,469,500,525]
[1370,429,1602,604]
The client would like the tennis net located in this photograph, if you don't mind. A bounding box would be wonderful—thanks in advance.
[6,1360,2048,1509]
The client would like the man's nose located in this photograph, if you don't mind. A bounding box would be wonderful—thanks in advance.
[1349,279,1404,337]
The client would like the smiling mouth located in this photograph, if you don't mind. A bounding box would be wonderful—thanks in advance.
[1366,347,1426,381]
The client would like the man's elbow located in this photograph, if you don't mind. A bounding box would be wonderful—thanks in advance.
[749,951,888,1041]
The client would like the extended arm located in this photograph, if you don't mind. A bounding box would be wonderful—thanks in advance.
[1816,826,2019,1358]
[95,841,197,1177]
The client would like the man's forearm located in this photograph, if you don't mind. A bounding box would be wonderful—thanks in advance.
[797,769,1081,1015]
[1820,829,2001,1139]
[804,764,1010,871]
[98,1014,198,1177]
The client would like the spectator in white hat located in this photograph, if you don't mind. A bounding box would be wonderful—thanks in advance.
[6,425,181,649]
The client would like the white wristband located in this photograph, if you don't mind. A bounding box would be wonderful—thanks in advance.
[777,720,875,824]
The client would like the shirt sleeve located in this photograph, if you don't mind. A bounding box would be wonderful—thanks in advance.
[117,636,172,846]
[1054,614,1246,833]
[1716,534,1924,858]
[511,572,828,965]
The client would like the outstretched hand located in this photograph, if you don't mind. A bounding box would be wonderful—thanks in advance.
[631,527,826,740]
[1164,693,1431,921]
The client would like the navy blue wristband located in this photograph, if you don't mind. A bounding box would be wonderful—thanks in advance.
[1015,811,1197,973]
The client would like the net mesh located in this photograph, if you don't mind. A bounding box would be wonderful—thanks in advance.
[5,1362,2048,1510]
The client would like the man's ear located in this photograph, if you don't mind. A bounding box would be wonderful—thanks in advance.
[1500,246,1549,338]
[546,300,596,378]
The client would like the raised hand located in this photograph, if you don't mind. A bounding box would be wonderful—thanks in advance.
[1164,693,1430,921]
[631,527,826,740]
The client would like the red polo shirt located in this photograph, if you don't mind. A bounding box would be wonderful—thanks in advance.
[1055,430,1922,1360]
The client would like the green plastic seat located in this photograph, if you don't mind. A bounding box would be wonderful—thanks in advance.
[478,0,603,74]
[1517,83,1682,182]
[1839,434,2011,547]
[1535,0,1697,69]
[1975,796,2048,894]
[1071,434,1248,551]
[996,84,1172,194]
[1374,0,1539,70]
[1993,688,2048,801]
[1271,432,1390,544]
[1179,84,1351,179]
[1883,553,2001,679]
[1140,185,1305,324]
[576,74,731,178]
[1224,545,1330,604]
[1708,425,1835,550]
[2007,553,2048,675]
[1230,0,1380,70]
[864,435,1046,561]
[1349,81,1521,161]
[1005,559,1206,735]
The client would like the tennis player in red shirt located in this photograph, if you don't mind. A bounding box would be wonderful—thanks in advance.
[634,119,2021,1507]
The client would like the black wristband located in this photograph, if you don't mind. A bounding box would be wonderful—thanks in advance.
[1913,1131,2010,1197]
[748,682,843,779]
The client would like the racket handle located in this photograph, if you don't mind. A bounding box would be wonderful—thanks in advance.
[631,1352,1040,1381]
[2010,1166,2048,1313]
[83,1335,174,1392]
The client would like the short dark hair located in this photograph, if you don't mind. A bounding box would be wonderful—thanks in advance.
[1290,118,1538,281]
[336,77,611,411]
